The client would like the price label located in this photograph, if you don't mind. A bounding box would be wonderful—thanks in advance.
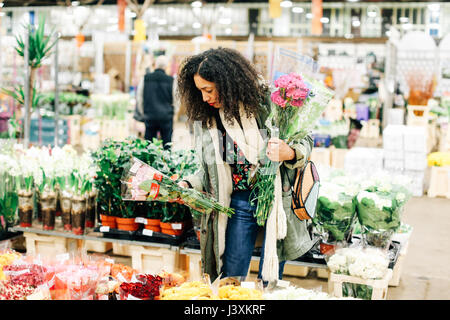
[171,223,182,230]
[240,281,255,289]
[142,229,153,237]
[135,217,147,224]
[100,226,110,232]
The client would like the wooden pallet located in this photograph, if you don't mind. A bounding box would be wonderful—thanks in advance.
[130,245,186,275]
[328,269,393,300]
[23,232,79,257]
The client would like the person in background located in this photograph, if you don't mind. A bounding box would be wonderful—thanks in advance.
[135,55,174,148]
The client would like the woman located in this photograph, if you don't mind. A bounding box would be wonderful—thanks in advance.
[176,47,315,283]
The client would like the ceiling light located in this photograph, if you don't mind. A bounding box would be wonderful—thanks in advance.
[306,13,313,19]
[280,1,293,8]
[191,1,202,8]
[219,18,231,25]
[192,22,202,29]
[292,7,304,14]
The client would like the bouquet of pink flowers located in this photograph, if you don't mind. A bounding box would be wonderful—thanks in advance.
[251,71,333,225]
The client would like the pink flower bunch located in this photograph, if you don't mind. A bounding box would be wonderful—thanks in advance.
[271,72,310,108]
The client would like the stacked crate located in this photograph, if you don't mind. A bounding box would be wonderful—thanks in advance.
[383,125,427,196]
[344,147,384,176]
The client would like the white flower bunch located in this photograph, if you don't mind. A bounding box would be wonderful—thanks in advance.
[327,247,389,280]
[357,191,392,210]
[263,286,333,300]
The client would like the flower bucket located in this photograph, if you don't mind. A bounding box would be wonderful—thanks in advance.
[41,191,57,231]
[100,214,117,229]
[18,190,33,228]
[60,193,72,231]
[85,192,96,228]
[116,217,139,231]
[144,219,161,232]
[72,196,86,235]
[160,221,186,236]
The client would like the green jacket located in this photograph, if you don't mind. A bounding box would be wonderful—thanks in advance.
[185,102,316,281]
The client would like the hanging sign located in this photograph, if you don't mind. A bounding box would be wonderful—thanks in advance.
[269,0,282,19]
[134,19,146,42]
[311,0,323,36]
[118,0,126,32]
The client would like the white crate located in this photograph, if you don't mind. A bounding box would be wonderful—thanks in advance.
[404,170,425,197]
[384,159,404,171]
[404,152,427,171]
[387,108,405,125]
[329,269,393,300]
[404,126,428,153]
[383,125,405,151]
[383,150,404,161]
[344,147,384,175]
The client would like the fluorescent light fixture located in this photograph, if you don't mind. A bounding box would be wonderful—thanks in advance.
[192,22,202,29]
[306,13,313,19]
[280,1,293,8]
[219,18,232,25]
[399,17,409,23]
[320,17,329,24]
[191,1,202,8]
[428,4,440,12]
[352,20,361,27]
[292,7,304,14]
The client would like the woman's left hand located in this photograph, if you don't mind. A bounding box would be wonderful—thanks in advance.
[266,137,296,162]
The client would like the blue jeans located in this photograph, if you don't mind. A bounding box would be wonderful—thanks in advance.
[221,190,286,281]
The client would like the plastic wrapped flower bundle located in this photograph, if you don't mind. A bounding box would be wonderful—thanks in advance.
[326,246,390,300]
[313,180,358,245]
[121,157,235,218]
[356,172,412,250]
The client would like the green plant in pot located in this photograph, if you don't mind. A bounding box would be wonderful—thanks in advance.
[143,201,162,232]
[160,202,191,236]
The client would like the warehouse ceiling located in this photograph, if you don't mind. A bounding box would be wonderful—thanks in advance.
[1,0,447,8]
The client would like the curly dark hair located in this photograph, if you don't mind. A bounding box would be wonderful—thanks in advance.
[176,47,269,127]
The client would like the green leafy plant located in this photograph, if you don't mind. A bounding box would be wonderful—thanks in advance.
[160,202,190,223]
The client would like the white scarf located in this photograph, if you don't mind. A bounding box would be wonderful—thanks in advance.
[208,104,287,282]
